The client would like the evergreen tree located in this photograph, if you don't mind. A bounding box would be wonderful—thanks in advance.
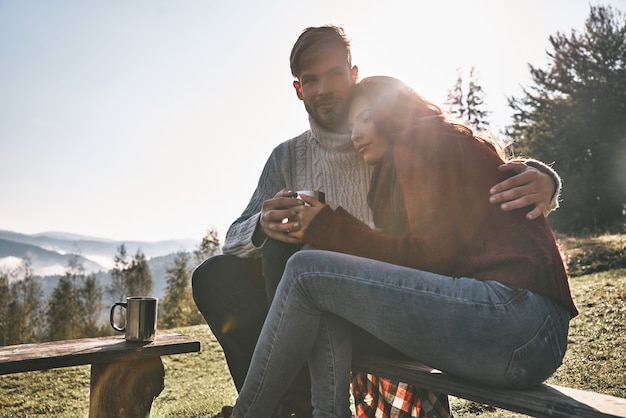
[46,271,82,341]
[0,271,10,345]
[107,244,129,303]
[507,5,626,232]
[79,273,105,336]
[161,251,202,328]
[47,256,79,340]
[127,250,152,297]
[446,66,490,130]
[47,255,106,340]
[193,228,222,265]
[107,246,153,297]
[466,67,490,131]
[6,259,44,344]
[445,68,465,120]
[107,245,153,323]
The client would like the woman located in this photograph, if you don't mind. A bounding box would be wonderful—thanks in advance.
[230,76,578,418]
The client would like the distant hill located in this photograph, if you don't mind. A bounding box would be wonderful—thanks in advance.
[0,230,201,301]
[0,230,206,329]
[0,238,105,276]
[34,252,198,303]
[0,230,198,275]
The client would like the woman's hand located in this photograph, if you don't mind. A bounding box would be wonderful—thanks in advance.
[286,194,326,240]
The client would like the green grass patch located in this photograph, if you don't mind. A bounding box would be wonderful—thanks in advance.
[559,233,626,276]
[1,236,625,417]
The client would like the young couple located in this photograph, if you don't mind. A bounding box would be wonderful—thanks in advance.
[193,26,576,418]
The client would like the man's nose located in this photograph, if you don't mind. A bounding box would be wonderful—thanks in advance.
[318,76,332,95]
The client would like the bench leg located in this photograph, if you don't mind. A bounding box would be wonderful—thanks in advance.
[89,356,165,418]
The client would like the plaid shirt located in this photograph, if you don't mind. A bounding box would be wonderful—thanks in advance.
[352,372,452,418]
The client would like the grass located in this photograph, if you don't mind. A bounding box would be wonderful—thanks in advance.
[558,233,626,277]
[1,235,624,417]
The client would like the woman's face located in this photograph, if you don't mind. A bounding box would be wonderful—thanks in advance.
[348,95,389,165]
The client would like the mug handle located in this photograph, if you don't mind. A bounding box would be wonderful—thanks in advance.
[110,302,127,332]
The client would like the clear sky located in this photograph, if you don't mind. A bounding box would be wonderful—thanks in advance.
[1,0,624,244]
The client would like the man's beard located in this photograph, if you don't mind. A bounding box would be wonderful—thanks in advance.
[305,99,348,133]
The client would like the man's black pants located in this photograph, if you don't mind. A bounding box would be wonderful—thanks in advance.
[191,240,409,417]
[191,240,311,416]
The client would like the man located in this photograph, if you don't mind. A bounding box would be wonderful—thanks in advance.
[193,25,560,418]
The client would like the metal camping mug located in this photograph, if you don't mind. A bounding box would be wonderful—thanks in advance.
[296,190,325,205]
[110,296,158,342]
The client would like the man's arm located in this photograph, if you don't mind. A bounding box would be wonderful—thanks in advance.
[221,145,293,258]
[489,159,561,220]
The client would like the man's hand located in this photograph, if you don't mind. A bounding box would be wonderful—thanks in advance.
[489,162,556,220]
[255,189,305,244]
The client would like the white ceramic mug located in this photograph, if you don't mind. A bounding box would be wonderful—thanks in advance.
[296,190,325,205]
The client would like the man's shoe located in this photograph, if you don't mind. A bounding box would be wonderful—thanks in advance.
[277,399,313,418]
[211,405,233,418]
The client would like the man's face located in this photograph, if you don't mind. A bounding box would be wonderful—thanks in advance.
[293,47,358,133]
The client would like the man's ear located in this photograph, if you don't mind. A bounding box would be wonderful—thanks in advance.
[293,80,303,100]
[351,65,359,82]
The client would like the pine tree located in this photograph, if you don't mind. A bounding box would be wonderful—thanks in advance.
[466,67,490,131]
[108,244,129,303]
[0,271,10,345]
[446,66,490,130]
[193,228,222,265]
[6,259,44,344]
[107,245,153,325]
[79,273,105,336]
[161,251,202,328]
[127,250,152,297]
[47,256,106,340]
[47,256,81,340]
[46,272,82,341]
[508,5,626,232]
[107,246,153,298]
[445,68,465,120]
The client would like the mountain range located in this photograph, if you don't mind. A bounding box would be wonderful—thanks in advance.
[0,230,197,273]
[0,230,200,300]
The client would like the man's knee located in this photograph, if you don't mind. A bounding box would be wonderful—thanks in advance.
[191,255,219,295]
[191,255,219,308]
[192,254,264,313]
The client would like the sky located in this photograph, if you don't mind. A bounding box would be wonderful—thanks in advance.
[1,0,625,244]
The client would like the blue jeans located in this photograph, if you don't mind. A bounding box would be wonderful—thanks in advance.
[234,250,570,418]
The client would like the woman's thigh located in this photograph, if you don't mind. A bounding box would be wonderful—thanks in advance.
[283,250,569,387]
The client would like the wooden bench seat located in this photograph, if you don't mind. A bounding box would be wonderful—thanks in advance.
[352,355,626,418]
[0,332,201,418]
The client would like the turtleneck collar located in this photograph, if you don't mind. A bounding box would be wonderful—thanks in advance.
[308,115,354,151]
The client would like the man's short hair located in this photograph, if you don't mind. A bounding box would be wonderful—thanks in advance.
[290,25,352,78]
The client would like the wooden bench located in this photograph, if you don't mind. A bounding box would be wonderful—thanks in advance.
[352,355,626,418]
[0,332,201,418]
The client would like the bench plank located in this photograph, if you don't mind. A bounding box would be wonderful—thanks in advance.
[353,355,626,418]
[0,333,200,375]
